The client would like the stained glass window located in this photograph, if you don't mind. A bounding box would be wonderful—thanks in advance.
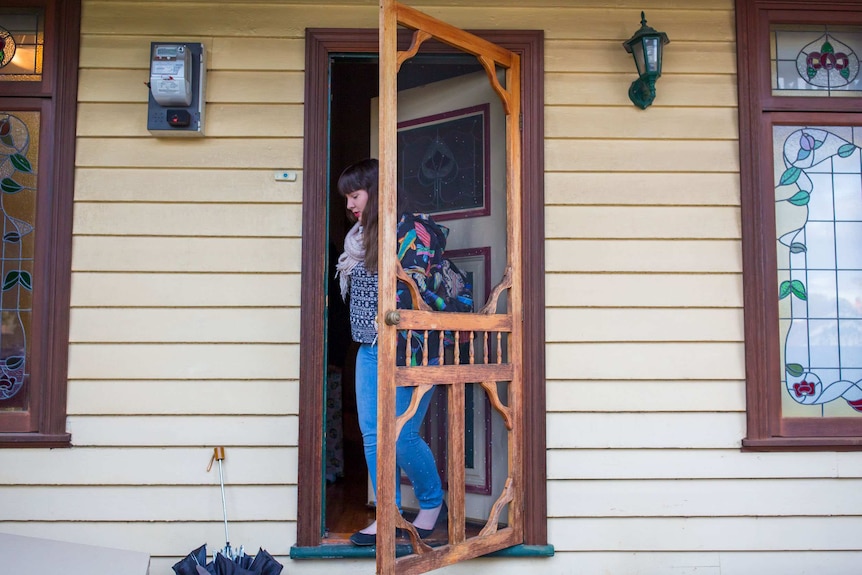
[771,26,862,96]
[0,9,44,82]
[0,111,36,412]
[774,125,862,418]
[0,0,76,445]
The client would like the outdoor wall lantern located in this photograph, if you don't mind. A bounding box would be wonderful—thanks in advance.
[622,12,670,109]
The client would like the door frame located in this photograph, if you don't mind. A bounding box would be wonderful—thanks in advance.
[296,27,545,548]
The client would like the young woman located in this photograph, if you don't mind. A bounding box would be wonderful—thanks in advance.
[335,158,457,546]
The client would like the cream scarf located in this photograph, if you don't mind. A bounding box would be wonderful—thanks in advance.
[335,221,364,301]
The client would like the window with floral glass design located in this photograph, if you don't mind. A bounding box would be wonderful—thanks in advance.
[771,25,862,96]
[738,0,862,449]
[0,0,79,447]
[0,111,37,410]
[774,126,862,418]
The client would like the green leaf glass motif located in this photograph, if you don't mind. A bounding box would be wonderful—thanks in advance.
[778,279,807,300]
[779,166,802,186]
[2,271,19,291]
[790,279,807,301]
[787,191,810,206]
[2,271,33,291]
[5,356,24,370]
[838,143,856,158]
[789,242,807,253]
[0,178,22,194]
[821,41,834,54]
[9,153,32,173]
[796,148,811,161]
[786,363,805,378]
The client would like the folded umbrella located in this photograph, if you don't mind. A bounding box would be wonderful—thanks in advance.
[171,543,206,575]
[172,448,283,575]
[172,544,282,575]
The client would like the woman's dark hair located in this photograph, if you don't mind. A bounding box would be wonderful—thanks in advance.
[338,158,379,271]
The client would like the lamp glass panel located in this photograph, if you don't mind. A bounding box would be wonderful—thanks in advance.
[771,25,862,97]
[0,9,44,82]
[773,125,862,418]
[643,37,660,73]
[630,41,645,76]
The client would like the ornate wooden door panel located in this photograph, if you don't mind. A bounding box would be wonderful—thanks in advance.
[376,2,523,574]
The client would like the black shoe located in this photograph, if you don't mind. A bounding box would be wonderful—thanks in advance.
[349,531,376,546]
[414,501,447,538]
[349,528,409,546]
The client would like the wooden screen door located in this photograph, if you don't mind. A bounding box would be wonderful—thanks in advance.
[375,1,523,574]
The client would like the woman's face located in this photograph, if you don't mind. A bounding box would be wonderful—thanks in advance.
[346,189,369,223]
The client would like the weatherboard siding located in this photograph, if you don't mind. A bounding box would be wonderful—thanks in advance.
[1,1,859,574]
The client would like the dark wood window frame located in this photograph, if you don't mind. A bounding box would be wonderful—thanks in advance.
[738,0,862,450]
[296,28,547,547]
[0,0,78,447]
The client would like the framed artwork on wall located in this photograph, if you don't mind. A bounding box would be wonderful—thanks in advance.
[446,247,491,313]
[397,104,491,221]
[420,246,494,495]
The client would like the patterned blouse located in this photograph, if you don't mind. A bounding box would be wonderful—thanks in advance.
[346,212,458,366]
[347,261,379,345]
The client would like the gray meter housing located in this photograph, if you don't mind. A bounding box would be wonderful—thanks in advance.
[147,42,206,137]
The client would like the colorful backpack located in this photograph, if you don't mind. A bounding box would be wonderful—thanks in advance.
[397,212,474,314]
[429,256,474,313]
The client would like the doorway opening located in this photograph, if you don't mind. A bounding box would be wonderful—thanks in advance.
[296,28,546,550]
[322,55,375,542]
[323,53,492,542]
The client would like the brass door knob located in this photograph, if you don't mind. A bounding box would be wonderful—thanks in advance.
[384,310,401,325]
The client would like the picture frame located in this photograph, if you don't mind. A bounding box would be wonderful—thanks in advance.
[397,104,491,221]
[421,247,494,495]
[446,247,491,313]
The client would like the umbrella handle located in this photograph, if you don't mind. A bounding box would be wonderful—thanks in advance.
[207,447,231,552]
[206,446,225,472]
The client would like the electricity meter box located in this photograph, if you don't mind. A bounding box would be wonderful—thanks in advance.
[147,42,206,136]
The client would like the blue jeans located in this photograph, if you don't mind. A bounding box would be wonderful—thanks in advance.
[354,343,444,511]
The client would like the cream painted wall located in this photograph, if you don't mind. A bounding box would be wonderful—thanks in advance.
[2,1,862,574]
